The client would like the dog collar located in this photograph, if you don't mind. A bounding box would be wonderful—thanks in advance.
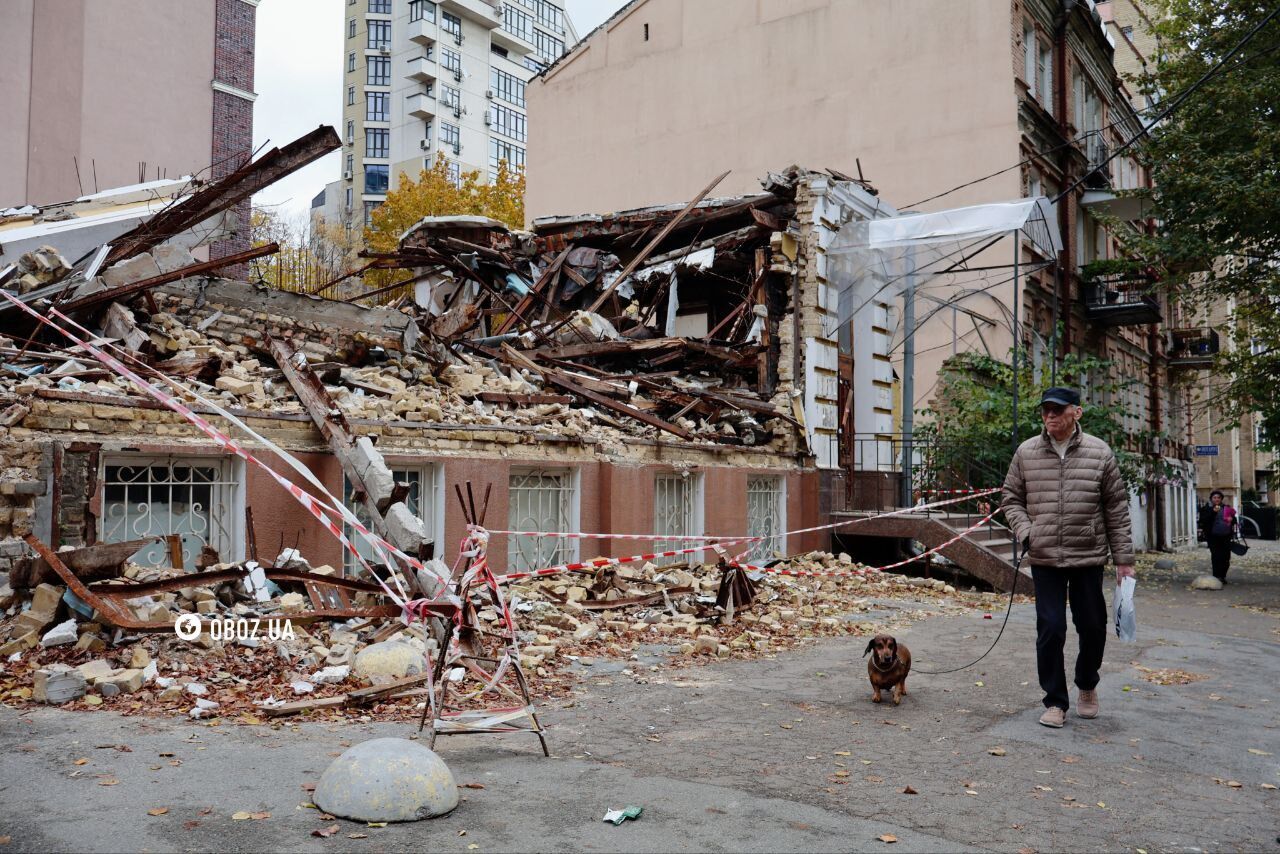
[871,655,897,673]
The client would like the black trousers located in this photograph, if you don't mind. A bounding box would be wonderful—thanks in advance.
[1207,535,1232,580]
[1031,565,1107,711]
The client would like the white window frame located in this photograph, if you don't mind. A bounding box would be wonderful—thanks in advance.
[653,472,704,566]
[1038,41,1053,111]
[100,454,244,569]
[343,463,444,573]
[507,468,579,572]
[746,475,786,563]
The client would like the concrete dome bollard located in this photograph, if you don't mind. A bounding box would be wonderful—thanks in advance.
[313,737,459,822]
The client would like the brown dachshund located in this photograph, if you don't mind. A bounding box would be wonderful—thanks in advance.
[863,634,912,705]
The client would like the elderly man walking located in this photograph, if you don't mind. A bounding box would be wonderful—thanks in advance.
[1002,387,1135,728]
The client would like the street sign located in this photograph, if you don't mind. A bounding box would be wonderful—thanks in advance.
[1194,445,1219,456]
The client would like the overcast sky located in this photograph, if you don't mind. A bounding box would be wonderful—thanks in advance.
[252,0,628,222]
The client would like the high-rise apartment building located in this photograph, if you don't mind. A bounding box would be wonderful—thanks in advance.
[327,0,575,231]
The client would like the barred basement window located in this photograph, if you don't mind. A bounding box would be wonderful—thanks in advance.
[653,473,703,566]
[746,476,786,562]
[343,466,441,574]
[508,469,577,572]
[101,456,241,569]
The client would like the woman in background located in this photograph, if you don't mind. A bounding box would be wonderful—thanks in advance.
[1198,490,1239,584]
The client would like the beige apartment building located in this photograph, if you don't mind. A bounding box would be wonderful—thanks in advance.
[0,0,257,258]
[317,0,576,231]
[526,0,1199,549]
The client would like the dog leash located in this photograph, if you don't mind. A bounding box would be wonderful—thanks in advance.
[912,550,1025,675]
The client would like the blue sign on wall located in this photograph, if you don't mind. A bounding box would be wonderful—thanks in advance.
[1194,445,1219,456]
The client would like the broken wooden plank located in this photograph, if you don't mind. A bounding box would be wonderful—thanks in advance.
[10,536,163,588]
[346,673,432,705]
[585,170,731,313]
[495,247,570,335]
[501,344,694,441]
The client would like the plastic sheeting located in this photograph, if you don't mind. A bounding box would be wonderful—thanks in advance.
[826,196,1060,329]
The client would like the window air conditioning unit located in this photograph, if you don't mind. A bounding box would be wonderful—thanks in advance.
[452,68,462,82]
[452,106,461,118]
[379,47,391,56]
[419,138,431,150]
[454,32,463,45]
[343,170,353,180]
[485,89,494,99]
[483,113,491,126]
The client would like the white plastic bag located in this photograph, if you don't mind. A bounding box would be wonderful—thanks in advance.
[1114,576,1137,642]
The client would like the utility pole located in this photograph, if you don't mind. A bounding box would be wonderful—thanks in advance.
[901,249,916,508]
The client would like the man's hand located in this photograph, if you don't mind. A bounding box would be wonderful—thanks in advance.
[1116,564,1135,580]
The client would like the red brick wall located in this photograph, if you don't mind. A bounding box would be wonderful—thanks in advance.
[210,0,256,272]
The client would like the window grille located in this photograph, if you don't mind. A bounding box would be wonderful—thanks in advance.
[101,456,239,568]
[653,473,701,565]
[508,469,577,572]
[746,476,785,562]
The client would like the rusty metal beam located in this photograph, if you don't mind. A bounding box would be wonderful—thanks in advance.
[103,126,341,266]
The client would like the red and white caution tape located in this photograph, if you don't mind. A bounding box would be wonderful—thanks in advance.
[3,292,453,611]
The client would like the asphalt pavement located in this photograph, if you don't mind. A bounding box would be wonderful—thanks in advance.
[0,542,1276,853]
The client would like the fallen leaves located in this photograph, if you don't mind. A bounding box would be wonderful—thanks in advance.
[459,782,486,790]
[73,758,88,766]
[988,747,1007,757]
[232,811,271,821]
[347,833,368,839]
[877,834,898,844]
[98,778,119,787]
[901,786,918,795]
[1133,665,1209,685]
[1248,748,1272,756]
[146,808,169,817]
[312,825,340,838]
[1261,784,1277,791]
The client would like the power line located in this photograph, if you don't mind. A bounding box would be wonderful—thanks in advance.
[903,7,1280,211]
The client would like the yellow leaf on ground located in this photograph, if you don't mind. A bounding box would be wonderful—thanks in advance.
[877,834,898,844]
[989,747,1007,756]
[1248,749,1271,756]
[231,812,251,821]
[74,759,88,766]
[98,779,119,787]
[147,808,168,816]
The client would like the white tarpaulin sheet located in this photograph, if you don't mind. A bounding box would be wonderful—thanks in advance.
[825,196,1061,328]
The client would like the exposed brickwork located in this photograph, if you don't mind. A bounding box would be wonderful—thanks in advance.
[210,0,258,273]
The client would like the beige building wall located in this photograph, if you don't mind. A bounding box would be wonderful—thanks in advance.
[0,0,218,207]
[528,0,1020,220]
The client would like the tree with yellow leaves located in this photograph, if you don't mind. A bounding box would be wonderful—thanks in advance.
[361,157,524,294]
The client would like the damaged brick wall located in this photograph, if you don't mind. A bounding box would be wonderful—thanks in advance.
[0,434,45,543]
[154,278,411,362]
[209,0,257,273]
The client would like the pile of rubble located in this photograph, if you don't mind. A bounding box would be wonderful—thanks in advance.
[0,538,999,721]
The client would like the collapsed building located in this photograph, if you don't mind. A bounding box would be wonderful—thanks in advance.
[0,157,904,582]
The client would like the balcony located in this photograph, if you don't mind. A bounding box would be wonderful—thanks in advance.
[491,24,534,55]
[1082,132,1112,190]
[407,55,437,82]
[440,0,502,29]
[407,91,437,120]
[1082,271,1162,326]
[408,19,437,45]
[1167,328,1220,369]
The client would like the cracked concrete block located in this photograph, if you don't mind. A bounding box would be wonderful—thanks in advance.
[350,437,396,507]
[101,254,161,289]
[384,502,431,553]
[150,243,196,274]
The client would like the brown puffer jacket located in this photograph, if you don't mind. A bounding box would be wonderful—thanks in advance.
[1001,426,1135,568]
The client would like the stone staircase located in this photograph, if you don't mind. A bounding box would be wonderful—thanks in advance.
[831,507,1032,594]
